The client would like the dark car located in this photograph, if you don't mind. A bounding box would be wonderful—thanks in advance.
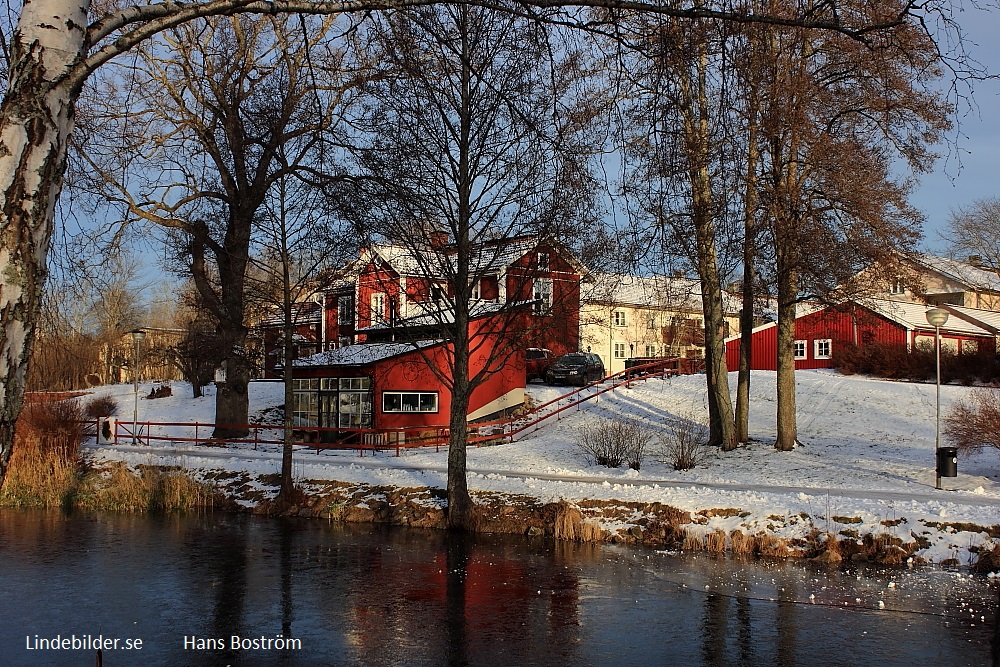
[546,352,605,386]
[525,348,555,382]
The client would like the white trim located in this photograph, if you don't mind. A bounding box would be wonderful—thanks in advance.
[467,387,525,421]
[793,339,807,360]
[814,338,832,360]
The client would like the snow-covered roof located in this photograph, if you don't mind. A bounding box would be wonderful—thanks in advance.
[911,253,1000,293]
[861,299,994,336]
[358,300,533,331]
[941,304,1000,333]
[292,340,443,367]
[365,237,586,280]
[258,301,322,326]
[584,272,741,314]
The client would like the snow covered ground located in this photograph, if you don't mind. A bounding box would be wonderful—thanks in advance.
[82,370,1000,566]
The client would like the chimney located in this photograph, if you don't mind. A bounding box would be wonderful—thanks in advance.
[968,255,984,268]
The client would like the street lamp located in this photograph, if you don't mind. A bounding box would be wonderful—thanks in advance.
[130,328,146,444]
[924,308,949,489]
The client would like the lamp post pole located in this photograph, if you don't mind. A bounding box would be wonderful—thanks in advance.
[924,308,949,489]
[130,329,146,444]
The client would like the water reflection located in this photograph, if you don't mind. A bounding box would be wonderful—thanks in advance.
[0,509,995,666]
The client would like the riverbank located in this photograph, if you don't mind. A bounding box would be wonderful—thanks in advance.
[55,370,1000,571]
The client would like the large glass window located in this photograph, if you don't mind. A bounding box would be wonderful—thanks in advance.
[382,391,439,413]
[292,378,319,426]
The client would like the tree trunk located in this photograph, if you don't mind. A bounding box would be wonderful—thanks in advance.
[774,245,798,451]
[446,339,475,530]
[213,330,251,439]
[0,0,89,477]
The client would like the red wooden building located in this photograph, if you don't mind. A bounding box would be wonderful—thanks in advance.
[260,237,585,377]
[290,314,526,438]
[725,299,997,371]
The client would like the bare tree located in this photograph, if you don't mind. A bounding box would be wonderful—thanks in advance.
[943,198,1000,270]
[75,14,361,438]
[615,14,741,450]
[336,5,600,528]
[250,161,355,501]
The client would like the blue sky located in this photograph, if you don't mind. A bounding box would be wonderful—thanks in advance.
[908,5,1000,253]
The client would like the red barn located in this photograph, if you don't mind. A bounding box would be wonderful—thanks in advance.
[725,299,997,371]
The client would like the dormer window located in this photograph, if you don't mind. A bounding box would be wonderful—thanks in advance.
[889,278,906,295]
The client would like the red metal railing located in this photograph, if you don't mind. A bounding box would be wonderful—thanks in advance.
[99,356,693,456]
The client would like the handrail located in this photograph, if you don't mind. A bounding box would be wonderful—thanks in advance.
[95,356,690,456]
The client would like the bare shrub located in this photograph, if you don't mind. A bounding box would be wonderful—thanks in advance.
[943,388,1000,455]
[83,395,119,419]
[657,411,710,471]
[575,418,651,470]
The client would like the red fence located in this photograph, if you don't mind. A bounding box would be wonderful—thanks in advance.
[101,357,693,456]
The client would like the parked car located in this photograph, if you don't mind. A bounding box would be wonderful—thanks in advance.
[546,352,605,386]
[525,347,555,382]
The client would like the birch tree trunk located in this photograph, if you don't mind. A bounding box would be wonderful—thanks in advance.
[0,0,90,476]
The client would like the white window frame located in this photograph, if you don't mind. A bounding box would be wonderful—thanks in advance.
[370,293,386,322]
[471,279,482,301]
[647,315,657,330]
[645,344,658,357]
[793,340,808,360]
[537,252,550,271]
[382,391,439,413]
[814,339,832,360]
[337,296,353,326]
[613,342,627,359]
[613,310,627,327]
[533,278,553,314]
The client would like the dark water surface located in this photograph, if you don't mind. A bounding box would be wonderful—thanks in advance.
[0,509,995,666]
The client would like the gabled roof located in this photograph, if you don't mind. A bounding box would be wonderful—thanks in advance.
[857,299,993,336]
[584,272,741,314]
[911,253,1000,294]
[292,340,443,367]
[941,304,1000,334]
[361,236,587,281]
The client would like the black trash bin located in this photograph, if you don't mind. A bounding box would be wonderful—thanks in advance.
[936,446,958,478]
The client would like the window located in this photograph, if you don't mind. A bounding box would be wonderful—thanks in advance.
[340,377,370,391]
[370,293,386,322]
[533,278,552,314]
[814,339,832,359]
[647,315,658,330]
[471,279,482,300]
[613,342,627,359]
[431,285,445,303]
[537,252,550,271]
[888,278,906,295]
[645,344,658,357]
[337,336,351,348]
[382,391,439,413]
[337,296,354,326]
[613,310,626,327]
[793,340,807,360]
[292,378,319,426]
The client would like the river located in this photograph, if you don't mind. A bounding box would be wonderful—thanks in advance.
[0,509,995,666]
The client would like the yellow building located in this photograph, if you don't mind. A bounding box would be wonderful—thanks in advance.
[579,273,741,375]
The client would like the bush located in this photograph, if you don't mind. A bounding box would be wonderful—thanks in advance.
[576,418,651,470]
[83,395,119,419]
[943,388,1000,455]
[833,341,1000,385]
[657,411,709,470]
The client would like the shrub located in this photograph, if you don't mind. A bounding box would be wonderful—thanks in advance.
[576,418,651,470]
[83,395,119,419]
[833,341,1000,384]
[657,411,709,470]
[943,388,1000,455]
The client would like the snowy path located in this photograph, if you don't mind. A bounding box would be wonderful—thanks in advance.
[87,440,1000,509]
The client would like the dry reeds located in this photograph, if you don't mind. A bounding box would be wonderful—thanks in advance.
[756,534,790,558]
[0,435,79,508]
[705,529,727,554]
[730,530,752,556]
[76,463,217,512]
